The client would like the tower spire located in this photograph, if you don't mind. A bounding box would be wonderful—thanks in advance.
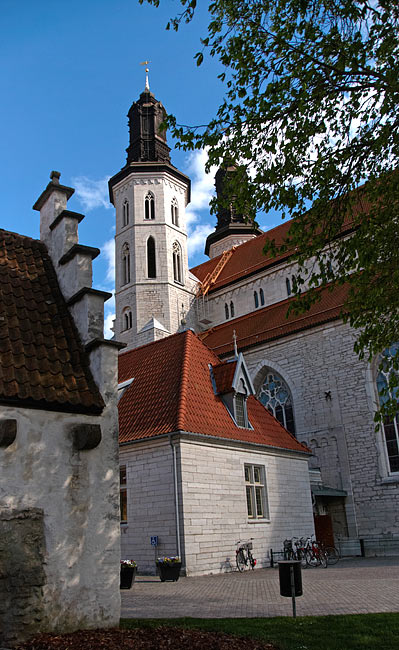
[140,60,151,91]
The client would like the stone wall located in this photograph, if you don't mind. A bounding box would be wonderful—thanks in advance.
[243,321,399,539]
[0,509,46,647]
[119,435,313,576]
[179,438,313,576]
[0,403,121,646]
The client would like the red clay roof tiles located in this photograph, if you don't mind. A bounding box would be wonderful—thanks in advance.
[0,229,104,414]
[118,329,308,454]
[200,283,349,357]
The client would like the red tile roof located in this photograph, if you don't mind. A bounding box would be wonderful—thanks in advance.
[212,360,237,394]
[0,229,104,414]
[118,329,308,454]
[190,214,359,293]
[200,283,349,357]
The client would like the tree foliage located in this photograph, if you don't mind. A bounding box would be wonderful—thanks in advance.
[141,0,399,422]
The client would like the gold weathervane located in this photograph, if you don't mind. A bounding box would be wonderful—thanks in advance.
[140,61,151,90]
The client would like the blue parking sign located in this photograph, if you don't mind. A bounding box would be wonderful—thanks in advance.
[150,536,158,546]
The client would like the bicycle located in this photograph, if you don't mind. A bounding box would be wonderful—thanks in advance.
[236,539,256,571]
[305,535,327,568]
[284,537,308,568]
[320,543,340,565]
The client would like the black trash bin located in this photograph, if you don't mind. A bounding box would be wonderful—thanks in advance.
[278,560,302,597]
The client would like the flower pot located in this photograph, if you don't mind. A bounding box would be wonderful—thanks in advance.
[156,562,182,582]
[120,565,136,589]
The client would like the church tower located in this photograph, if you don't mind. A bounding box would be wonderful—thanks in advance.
[205,165,262,259]
[109,79,196,351]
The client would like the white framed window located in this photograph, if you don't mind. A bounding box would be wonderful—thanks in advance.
[120,465,127,523]
[171,197,179,226]
[244,464,269,520]
[122,200,129,227]
[173,241,183,284]
[145,191,155,220]
[121,243,130,285]
[376,342,399,474]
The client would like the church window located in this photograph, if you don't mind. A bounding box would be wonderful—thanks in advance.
[171,197,179,227]
[123,309,132,331]
[258,370,296,434]
[120,465,127,523]
[260,288,265,306]
[244,464,269,520]
[145,192,155,220]
[254,291,259,309]
[286,277,291,296]
[173,241,183,284]
[147,236,156,278]
[230,301,235,318]
[225,303,229,320]
[376,342,399,473]
[122,200,129,227]
[122,243,130,285]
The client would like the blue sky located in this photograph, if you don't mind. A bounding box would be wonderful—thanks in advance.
[0,0,278,335]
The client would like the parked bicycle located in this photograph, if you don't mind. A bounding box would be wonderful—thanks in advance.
[283,535,340,568]
[283,537,308,568]
[236,539,256,571]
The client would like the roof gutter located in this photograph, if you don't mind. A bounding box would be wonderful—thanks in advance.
[168,433,182,561]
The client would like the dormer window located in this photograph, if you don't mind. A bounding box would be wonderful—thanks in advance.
[211,354,255,430]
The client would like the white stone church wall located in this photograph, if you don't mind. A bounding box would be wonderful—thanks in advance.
[179,438,313,576]
[243,320,399,539]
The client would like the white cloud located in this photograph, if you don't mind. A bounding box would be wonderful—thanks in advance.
[184,149,216,257]
[73,175,111,211]
[104,310,116,340]
[102,237,115,285]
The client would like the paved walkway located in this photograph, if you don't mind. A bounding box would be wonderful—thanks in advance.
[121,557,399,619]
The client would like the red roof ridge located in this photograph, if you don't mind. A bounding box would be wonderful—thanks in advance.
[176,330,193,430]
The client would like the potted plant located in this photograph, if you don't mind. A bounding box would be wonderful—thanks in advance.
[120,560,137,589]
[156,556,182,582]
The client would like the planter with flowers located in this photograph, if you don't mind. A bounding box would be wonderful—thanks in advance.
[156,556,181,582]
[120,560,137,589]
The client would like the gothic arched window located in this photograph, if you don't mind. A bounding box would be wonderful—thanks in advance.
[123,309,132,331]
[260,288,265,306]
[147,236,156,278]
[254,291,259,309]
[122,243,130,285]
[225,303,229,320]
[145,192,155,220]
[230,301,235,318]
[286,277,291,296]
[258,370,295,434]
[123,200,129,227]
[171,197,179,227]
[376,342,399,473]
[173,241,183,284]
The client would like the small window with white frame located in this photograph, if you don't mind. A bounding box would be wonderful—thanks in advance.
[120,465,127,523]
[244,464,269,520]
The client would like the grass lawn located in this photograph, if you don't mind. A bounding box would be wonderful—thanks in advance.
[121,612,399,650]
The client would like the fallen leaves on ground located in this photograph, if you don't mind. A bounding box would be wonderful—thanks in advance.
[16,626,278,650]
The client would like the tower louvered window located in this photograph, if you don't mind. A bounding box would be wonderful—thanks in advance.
[122,243,130,285]
[173,241,183,284]
[171,197,179,227]
[147,236,156,278]
[123,200,129,227]
[145,192,155,220]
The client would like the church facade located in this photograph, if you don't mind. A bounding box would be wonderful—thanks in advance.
[110,83,399,569]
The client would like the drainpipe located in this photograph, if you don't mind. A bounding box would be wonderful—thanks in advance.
[169,434,181,559]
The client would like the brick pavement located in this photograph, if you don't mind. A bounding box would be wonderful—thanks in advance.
[121,557,399,619]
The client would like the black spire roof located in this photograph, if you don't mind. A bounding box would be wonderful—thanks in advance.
[205,165,262,256]
[126,89,171,164]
